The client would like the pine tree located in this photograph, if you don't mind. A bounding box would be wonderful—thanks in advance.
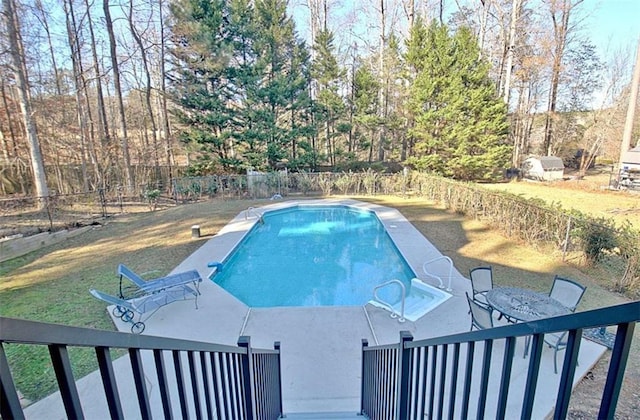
[312,29,344,166]
[169,0,237,173]
[406,21,511,181]
[352,64,379,162]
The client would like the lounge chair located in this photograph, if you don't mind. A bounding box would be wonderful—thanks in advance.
[117,263,202,308]
[90,287,199,334]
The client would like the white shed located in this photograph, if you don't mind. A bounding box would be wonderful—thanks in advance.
[521,156,565,181]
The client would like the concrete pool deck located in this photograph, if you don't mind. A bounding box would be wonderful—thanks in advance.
[25,199,607,419]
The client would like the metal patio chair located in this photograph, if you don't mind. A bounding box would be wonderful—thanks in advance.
[117,263,202,308]
[469,266,493,309]
[466,293,494,331]
[90,288,197,334]
[549,275,586,312]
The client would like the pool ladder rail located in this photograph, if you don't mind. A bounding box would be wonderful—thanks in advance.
[244,207,264,223]
[373,279,406,323]
[422,255,454,291]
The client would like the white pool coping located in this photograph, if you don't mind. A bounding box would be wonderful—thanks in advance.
[24,198,606,419]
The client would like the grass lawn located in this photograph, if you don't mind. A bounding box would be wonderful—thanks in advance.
[479,170,640,229]
[0,195,637,417]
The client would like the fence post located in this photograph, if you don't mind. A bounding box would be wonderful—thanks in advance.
[238,336,255,419]
[562,216,572,261]
[397,331,414,419]
[275,341,284,417]
[360,339,368,416]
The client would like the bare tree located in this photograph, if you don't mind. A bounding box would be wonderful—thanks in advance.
[503,0,523,104]
[2,0,49,204]
[127,0,159,171]
[541,0,584,156]
[103,0,133,192]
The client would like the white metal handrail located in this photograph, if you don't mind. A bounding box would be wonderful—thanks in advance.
[422,255,454,291]
[373,279,406,323]
[244,206,263,221]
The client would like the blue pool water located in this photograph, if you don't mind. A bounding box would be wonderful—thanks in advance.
[212,205,417,307]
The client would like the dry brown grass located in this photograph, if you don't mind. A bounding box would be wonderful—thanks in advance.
[480,169,640,229]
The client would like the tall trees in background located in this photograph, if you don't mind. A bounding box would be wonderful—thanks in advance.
[169,0,314,172]
[0,0,637,195]
[406,21,510,180]
[2,0,49,203]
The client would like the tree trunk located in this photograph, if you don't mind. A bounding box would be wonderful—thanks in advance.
[158,0,174,180]
[542,0,582,156]
[104,0,134,192]
[503,0,521,104]
[378,0,386,162]
[128,0,160,171]
[3,0,49,203]
[84,0,112,154]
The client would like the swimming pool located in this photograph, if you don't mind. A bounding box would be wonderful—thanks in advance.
[212,205,417,307]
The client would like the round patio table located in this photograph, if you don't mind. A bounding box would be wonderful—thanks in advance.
[486,287,571,322]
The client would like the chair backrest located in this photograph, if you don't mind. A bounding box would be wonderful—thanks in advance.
[549,276,586,312]
[90,288,133,310]
[469,266,493,295]
[466,293,493,330]
[118,264,146,288]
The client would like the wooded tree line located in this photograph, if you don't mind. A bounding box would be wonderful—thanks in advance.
[0,0,637,201]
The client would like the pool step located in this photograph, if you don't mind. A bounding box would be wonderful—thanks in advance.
[280,412,367,419]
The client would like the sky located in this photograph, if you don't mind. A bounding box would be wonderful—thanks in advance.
[582,0,640,56]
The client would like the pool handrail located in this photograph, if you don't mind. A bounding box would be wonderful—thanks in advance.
[373,279,406,323]
[422,256,454,291]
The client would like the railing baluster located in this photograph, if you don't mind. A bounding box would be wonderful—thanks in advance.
[209,352,224,419]
[221,353,234,419]
[173,349,189,419]
[496,336,516,420]
[199,351,213,419]
[554,329,583,419]
[0,343,25,420]
[95,346,124,419]
[48,344,84,419]
[427,345,437,418]
[129,348,152,420]
[476,339,493,419]
[187,350,202,419]
[521,333,543,419]
[153,349,173,420]
[437,344,448,419]
[230,352,243,419]
[460,341,475,419]
[417,346,428,420]
[599,321,635,419]
[447,342,461,420]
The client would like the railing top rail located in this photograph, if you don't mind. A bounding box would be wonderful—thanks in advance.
[0,317,255,354]
[363,343,399,351]
[403,301,639,350]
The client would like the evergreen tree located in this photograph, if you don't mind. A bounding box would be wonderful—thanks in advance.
[169,0,237,172]
[312,29,344,166]
[406,21,511,181]
[352,64,380,162]
[168,0,313,173]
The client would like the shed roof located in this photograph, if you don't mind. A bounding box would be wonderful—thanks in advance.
[538,156,564,170]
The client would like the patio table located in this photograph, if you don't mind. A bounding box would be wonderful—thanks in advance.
[486,287,571,322]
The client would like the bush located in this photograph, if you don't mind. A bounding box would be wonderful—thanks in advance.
[573,216,619,264]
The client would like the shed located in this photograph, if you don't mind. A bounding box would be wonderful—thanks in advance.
[521,156,565,181]
[621,146,640,171]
